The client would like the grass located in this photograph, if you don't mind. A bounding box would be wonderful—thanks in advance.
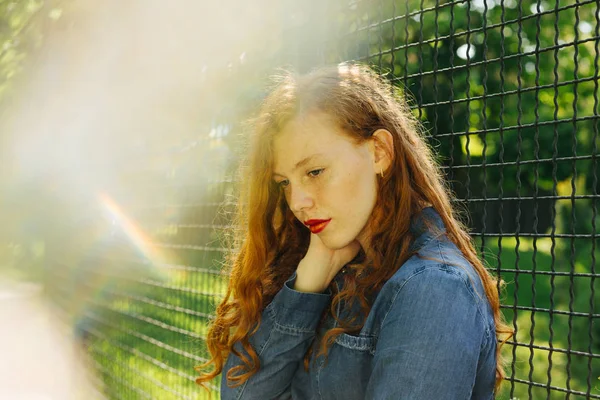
[476,236,600,399]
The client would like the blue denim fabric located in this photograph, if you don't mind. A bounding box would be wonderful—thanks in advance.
[221,207,497,399]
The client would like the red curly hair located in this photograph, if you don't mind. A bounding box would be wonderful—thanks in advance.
[195,64,513,392]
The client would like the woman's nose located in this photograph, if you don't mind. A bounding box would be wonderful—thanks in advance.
[289,185,314,213]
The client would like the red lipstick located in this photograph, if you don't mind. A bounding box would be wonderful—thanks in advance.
[304,219,331,234]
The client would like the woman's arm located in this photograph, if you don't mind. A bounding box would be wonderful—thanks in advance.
[365,265,493,399]
[221,272,331,400]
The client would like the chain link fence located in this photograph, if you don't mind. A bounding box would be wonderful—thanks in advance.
[29,0,600,398]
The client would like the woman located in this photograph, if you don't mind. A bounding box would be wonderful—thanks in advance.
[196,64,512,399]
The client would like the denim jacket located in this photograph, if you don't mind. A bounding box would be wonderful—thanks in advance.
[221,207,497,399]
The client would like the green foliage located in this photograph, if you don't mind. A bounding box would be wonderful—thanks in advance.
[477,236,600,398]
[0,0,48,101]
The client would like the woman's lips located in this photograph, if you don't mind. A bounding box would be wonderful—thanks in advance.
[307,219,331,234]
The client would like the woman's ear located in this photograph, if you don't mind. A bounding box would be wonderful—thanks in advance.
[371,129,394,174]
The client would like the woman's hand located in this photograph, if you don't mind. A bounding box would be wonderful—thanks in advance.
[293,233,362,293]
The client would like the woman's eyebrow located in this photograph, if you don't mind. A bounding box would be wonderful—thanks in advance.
[273,153,326,177]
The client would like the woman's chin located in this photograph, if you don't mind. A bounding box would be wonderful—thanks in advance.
[319,236,357,251]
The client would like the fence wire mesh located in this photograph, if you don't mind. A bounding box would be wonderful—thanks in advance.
[31,0,600,399]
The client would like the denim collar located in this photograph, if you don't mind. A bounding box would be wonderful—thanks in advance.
[408,207,446,252]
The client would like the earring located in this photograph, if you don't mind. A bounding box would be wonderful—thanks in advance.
[379,166,384,179]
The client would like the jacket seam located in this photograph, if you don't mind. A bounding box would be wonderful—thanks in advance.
[437,241,492,341]
[237,305,295,399]
[411,231,446,253]
[235,309,278,400]
[273,322,316,335]
[269,303,318,335]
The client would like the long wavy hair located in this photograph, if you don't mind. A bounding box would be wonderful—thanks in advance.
[195,64,513,392]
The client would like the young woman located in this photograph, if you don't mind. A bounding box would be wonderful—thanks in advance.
[196,64,512,399]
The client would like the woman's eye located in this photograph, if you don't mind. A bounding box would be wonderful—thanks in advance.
[275,170,322,189]
[308,168,324,177]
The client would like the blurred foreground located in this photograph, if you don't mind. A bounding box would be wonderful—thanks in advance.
[0,278,103,399]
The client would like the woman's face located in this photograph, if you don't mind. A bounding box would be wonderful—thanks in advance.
[272,112,379,250]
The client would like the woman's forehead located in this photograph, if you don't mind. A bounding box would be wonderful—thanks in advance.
[279,112,339,136]
[272,115,368,176]
[273,115,346,158]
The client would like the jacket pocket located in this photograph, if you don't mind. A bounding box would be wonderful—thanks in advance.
[334,333,376,354]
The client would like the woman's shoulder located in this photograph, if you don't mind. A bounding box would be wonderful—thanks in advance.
[401,235,482,282]
[378,237,492,318]
[370,251,494,338]
[386,258,477,300]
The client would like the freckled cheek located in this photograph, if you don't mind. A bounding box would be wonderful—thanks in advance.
[346,167,376,217]
[327,169,364,211]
